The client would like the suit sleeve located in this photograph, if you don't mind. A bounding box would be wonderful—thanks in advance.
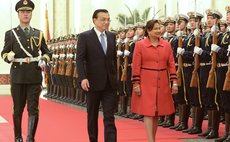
[131,41,141,84]
[1,30,13,63]
[77,33,87,82]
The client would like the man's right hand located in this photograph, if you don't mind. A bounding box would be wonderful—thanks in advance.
[81,79,90,91]
[7,51,15,62]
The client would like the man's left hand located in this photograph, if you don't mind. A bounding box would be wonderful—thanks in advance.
[38,59,46,69]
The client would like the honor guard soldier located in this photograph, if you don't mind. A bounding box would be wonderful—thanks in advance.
[121,24,136,118]
[172,14,191,131]
[1,0,51,142]
[135,22,146,41]
[220,20,228,33]
[177,11,203,134]
[197,9,223,139]
[159,16,177,128]
[219,6,230,142]
[209,8,230,141]
[116,27,128,116]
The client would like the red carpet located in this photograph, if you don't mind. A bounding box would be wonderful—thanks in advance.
[0,95,224,142]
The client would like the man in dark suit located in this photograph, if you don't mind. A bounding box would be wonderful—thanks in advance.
[1,0,51,142]
[77,9,117,142]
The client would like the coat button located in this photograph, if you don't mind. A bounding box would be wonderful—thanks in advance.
[28,46,30,48]
[27,39,29,42]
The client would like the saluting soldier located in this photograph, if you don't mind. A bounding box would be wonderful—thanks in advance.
[1,0,51,142]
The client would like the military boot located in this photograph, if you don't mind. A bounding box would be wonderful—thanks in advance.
[206,110,219,139]
[170,104,182,129]
[215,112,230,142]
[183,107,195,133]
[26,115,39,142]
[176,104,190,131]
[198,110,212,136]
[13,114,23,142]
[188,107,204,134]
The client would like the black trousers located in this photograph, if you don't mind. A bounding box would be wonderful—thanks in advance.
[11,83,41,117]
[86,84,117,142]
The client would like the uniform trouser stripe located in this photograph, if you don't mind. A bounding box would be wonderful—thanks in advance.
[181,69,188,105]
[197,74,202,108]
[214,72,219,111]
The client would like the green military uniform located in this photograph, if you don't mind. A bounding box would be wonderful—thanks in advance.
[1,1,51,142]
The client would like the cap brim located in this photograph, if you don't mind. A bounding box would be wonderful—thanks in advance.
[17,7,33,12]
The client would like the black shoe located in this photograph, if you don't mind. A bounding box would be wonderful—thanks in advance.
[198,129,211,137]
[206,129,219,139]
[188,127,202,134]
[15,138,23,142]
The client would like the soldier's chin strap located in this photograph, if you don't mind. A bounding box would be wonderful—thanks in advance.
[12,29,33,57]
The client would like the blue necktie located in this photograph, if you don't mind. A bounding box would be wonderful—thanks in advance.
[100,33,107,54]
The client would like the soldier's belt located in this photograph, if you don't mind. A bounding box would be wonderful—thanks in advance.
[13,57,40,64]
[200,62,212,66]
[217,63,228,68]
[183,63,193,67]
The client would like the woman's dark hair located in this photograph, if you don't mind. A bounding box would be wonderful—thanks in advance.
[92,9,108,19]
[144,19,159,37]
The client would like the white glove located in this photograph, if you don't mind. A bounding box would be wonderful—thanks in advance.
[227,45,230,56]
[7,51,15,62]
[117,50,123,56]
[193,29,199,37]
[211,44,221,53]
[163,32,169,38]
[59,53,66,58]
[133,35,138,41]
[177,47,185,55]
[116,38,122,44]
[124,38,129,43]
[194,46,203,55]
[176,30,183,37]
[38,59,46,69]
[211,25,219,34]
[227,26,230,32]
[124,50,130,56]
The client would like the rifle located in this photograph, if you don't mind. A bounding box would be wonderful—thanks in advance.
[206,27,218,88]
[223,38,230,90]
[117,42,122,81]
[65,44,74,76]
[73,43,78,78]
[121,41,129,81]
[190,31,200,87]
[52,47,59,75]
[176,33,183,86]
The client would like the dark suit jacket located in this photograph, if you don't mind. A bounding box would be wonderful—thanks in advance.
[1,26,51,84]
[77,28,117,91]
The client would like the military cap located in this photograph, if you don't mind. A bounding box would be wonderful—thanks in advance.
[135,22,145,28]
[220,20,227,26]
[126,24,135,30]
[117,27,127,33]
[212,10,223,19]
[15,0,35,12]
[176,14,189,22]
[165,16,176,24]
[226,6,230,13]
[187,12,204,19]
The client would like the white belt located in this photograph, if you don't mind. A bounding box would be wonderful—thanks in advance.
[183,63,193,67]
[200,62,212,66]
[13,57,40,64]
[217,63,228,67]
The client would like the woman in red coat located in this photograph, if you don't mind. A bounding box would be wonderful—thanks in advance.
[131,19,178,142]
